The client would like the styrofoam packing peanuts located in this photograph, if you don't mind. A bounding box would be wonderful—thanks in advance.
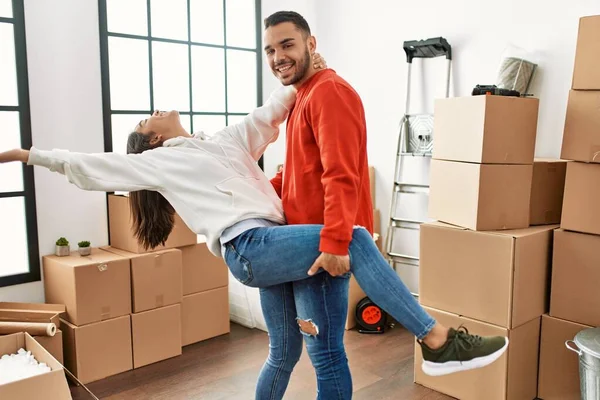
[0,348,52,385]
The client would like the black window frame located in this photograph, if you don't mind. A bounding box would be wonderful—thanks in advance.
[0,0,41,288]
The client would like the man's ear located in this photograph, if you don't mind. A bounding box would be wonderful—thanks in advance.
[307,35,317,54]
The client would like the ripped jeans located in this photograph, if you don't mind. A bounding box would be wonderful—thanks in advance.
[224,224,435,400]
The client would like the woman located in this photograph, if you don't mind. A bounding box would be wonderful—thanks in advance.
[0,59,508,398]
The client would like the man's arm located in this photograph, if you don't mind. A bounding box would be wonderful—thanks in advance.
[270,169,283,198]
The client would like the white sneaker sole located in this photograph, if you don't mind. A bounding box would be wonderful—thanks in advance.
[421,337,509,377]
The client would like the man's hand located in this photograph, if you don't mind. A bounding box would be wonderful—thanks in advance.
[0,149,29,164]
[307,252,350,277]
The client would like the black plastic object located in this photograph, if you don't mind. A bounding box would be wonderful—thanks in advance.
[403,37,452,63]
[355,297,387,334]
[472,84,521,97]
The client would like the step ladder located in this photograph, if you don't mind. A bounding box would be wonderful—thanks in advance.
[384,37,452,296]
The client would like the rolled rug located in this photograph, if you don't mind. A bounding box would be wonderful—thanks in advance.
[0,321,57,337]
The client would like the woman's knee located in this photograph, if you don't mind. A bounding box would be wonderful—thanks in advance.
[267,337,303,371]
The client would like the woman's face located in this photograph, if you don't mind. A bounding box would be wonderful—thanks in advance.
[135,110,182,143]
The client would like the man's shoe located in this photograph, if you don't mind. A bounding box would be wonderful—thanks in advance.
[419,326,509,376]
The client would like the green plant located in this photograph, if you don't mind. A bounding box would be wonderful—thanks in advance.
[78,241,90,248]
[55,237,69,246]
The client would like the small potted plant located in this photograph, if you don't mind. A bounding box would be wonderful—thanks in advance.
[55,237,70,257]
[78,241,91,256]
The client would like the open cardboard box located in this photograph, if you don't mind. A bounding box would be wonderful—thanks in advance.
[0,332,72,399]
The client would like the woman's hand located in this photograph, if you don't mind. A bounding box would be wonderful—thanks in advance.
[313,53,327,70]
[0,149,29,164]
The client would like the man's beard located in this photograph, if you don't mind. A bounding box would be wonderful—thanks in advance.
[277,49,311,86]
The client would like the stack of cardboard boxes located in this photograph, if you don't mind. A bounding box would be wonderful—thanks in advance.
[413,82,568,398]
[538,14,600,400]
[42,194,230,384]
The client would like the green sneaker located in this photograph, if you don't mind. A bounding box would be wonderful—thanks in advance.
[419,326,509,376]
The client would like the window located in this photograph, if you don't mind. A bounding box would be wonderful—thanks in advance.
[0,0,41,287]
[98,0,263,168]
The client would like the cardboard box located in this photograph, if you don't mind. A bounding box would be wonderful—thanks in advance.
[429,160,533,230]
[108,194,197,254]
[345,276,367,330]
[550,229,600,327]
[43,248,131,326]
[572,15,600,89]
[369,166,376,204]
[181,243,228,296]
[414,307,541,400]
[34,330,63,365]
[0,333,72,400]
[61,315,133,384]
[530,159,568,225]
[538,314,590,400]
[373,208,382,253]
[102,246,183,312]
[561,90,600,163]
[433,95,538,164]
[561,162,600,235]
[131,304,182,368]
[182,287,230,346]
[420,223,555,328]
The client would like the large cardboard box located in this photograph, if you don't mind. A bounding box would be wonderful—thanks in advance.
[0,333,72,400]
[182,287,230,346]
[414,307,541,400]
[572,15,600,90]
[429,160,533,230]
[530,159,567,225]
[538,314,589,400]
[420,223,555,328]
[131,304,182,368]
[43,248,131,326]
[108,194,197,254]
[61,315,133,384]
[102,246,183,312]
[561,90,600,163]
[181,243,228,296]
[561,162,600,235]
[550,229,600,327]
[433,95,538,164]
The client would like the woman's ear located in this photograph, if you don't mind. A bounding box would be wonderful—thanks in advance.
[149,133,162,146]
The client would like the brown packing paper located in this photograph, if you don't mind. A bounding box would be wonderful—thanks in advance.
[0,321,56,336]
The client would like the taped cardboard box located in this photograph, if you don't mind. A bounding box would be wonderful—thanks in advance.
[61,315,132,384]
[414,307,541,400]
[561,90,600,163]
[132,304,182,368]
[429,159,533,230]
[561,161,600,235]
[43,248,131,326]
[0,302,65,363]
[420,223,555,328]
[102,246,183,313]
[550,229,600,327]
[108,194,197,254]
[433,95,538,164]
[530,159,568,225]
[572,15,600,89]
[0,332,72,400]
[182,287,230,346]
[181,242,228,296]
[538,314,590,400]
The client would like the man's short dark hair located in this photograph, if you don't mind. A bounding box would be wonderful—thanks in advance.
[264,11,311,37]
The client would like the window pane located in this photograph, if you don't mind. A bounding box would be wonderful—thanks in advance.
[106,0,147,36]
[152,42,190,111]
[0,23,18,106]
[225,0,256,48]
[190,0,223,45]
[0,0,12,18]
[0,112,22,192]
[111,114,149,155]
[108,37,150,110]
[0,197,30,277]
[227,50,257,113]
[193,115,226,135]
[227,114,247,126]
[191,46,225,112]
[150,0,188,41]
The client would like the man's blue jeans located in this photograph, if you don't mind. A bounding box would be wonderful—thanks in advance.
[224,225,436,399]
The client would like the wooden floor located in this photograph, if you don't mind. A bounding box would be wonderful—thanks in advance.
[70,323,453,399]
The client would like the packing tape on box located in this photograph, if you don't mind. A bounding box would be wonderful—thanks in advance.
[0,321,56,336]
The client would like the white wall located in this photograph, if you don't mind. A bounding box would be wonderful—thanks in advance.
[311,0,600,243]
[0,0,108,301]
